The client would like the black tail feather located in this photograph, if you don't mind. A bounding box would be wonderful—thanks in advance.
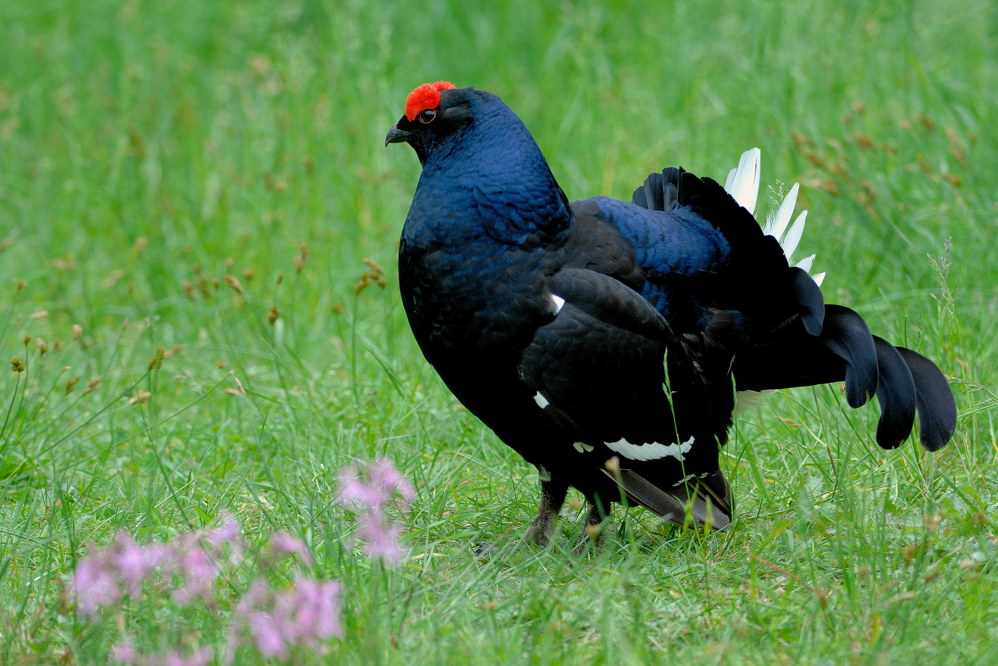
[871,336,917,449]
[895,346,958,451]
[734,306,956,451]
[788,267,825,336]
[733,306,878,406]
[602,467,732,531]
[635,167,827,338]
[632,167,682,212]
[634,164,956,453]
[734,338,845,391]
[813,305,879,409]
[602,467,686,522]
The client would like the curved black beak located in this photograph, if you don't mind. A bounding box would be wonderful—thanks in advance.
[385,122,410,147]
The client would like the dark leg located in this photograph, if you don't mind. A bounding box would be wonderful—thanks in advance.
[525,469,568,547]
[574,495,610,554]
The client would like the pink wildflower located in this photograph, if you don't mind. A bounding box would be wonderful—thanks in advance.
[277,577,343,643]
[336,458,415,565]
[163,646,214,666]
[203,513,244,563]
[172,546,220,605]
[110,533,171,596]
[336,472,386,510]
[72,550,123,615]
[247,611,289,658]
[268,532,315,567]
[360,519,405,564]
[110,639,139,663]
[110,640,213,666]
[369,457,417,503]
[232,576,343,660]
[71,516,244,615]
[166,516,243,605]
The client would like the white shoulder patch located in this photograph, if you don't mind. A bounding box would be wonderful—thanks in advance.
[548,294,566,315]
[604,435,695,462]
[533,391,550,409]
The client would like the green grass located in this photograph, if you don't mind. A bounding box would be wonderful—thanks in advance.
[1,0,996,663]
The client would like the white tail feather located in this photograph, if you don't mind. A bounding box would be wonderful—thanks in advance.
[765,182,799,239]
[795,254,816,273]
[724,149,825,285]
[724,148,760,215]
[780,210,807,261]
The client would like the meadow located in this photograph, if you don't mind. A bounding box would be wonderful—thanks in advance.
[0,0,995,663]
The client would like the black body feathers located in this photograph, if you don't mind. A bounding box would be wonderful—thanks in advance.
[387,85,957,544]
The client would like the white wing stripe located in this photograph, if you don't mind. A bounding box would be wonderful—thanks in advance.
[604,435,695,462]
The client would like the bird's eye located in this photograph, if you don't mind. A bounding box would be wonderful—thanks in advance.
[417,109,436,124]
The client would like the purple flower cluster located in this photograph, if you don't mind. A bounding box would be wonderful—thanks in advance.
[71,515,242,616]
[111,641,214,666]
[267,531,315,566]
[336,457,416,565]
[228,576,342,659]
[70,458,416,663]
[71,517,341,665]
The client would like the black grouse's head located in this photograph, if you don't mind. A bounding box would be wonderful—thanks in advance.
[385,81,477,165]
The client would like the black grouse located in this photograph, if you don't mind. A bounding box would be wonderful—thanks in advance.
[385,81,957,546]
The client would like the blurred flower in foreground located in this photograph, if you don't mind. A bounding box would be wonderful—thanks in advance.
[268,531,315,566]
[111,639,214,666]
[336,457,416,565]
[70,516,342,665]
[70,457,412,663]
[228,576,343,660]
[71,514,243,616]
